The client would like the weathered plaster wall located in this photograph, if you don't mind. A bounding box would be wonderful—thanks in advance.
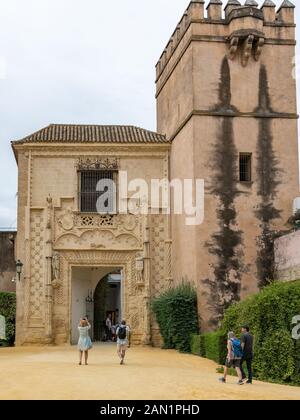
[275,230,300,282]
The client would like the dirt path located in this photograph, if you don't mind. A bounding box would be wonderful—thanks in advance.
[0,343,299,400]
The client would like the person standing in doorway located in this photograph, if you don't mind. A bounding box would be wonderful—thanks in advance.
[240,325,254,384]
[116,320,130,365]
[78,318,92,365]
[105,313,112,341]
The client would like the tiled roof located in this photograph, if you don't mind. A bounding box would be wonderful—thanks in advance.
[12,124,169,145]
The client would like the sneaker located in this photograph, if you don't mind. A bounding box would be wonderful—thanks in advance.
[238,380,244,385]
[246,380,252,384]
[219,378,226,383]
[120,359,124,365]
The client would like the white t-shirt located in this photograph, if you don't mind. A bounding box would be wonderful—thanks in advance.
[116,325,130,345]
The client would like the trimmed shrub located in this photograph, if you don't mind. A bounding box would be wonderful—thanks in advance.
[189,331,227,363]
[152,283,199,353]
[0,292,16,346]
[200,335,206,357]
[201,331,227,364]
[291,340,300,385]
[258,330,295,382]
[190,334,201,356]
[217,366,238,377]
[220,280,300,385]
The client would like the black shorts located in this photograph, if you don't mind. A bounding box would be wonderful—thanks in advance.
[225,358,241,369]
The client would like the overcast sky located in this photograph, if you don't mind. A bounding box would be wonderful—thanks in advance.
[0,0,299,228]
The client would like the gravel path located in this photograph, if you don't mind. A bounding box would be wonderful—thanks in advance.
[1,343,299,400]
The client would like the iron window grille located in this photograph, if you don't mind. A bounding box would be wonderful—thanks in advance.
[79,170,117,214]
[239,153,252,183]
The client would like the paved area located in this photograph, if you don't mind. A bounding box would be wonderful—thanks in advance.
[1,343,300,400]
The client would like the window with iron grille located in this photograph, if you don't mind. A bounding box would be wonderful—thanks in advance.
[239,153,252,183]
[79,171,117,213]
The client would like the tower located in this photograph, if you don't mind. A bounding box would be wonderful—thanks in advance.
[156,0,299,329]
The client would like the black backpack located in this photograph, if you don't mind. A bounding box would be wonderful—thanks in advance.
[118,326,127,340]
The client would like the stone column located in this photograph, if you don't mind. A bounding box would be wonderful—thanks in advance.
[45,195,53,344]
[165,239,173,287]
[142,215,151,345]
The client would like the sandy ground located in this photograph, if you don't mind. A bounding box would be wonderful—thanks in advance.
[0,343,300,400]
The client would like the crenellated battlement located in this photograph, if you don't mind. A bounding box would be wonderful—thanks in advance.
[156,0,295,84]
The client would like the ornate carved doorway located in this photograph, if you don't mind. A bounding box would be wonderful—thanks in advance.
[70,264,122,344]
[51,250,151,346]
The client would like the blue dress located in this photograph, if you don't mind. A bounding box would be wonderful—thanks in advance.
[77,325,92,351]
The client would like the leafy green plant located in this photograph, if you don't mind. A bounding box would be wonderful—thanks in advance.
[201,330,227,364]
[152,283,199,353]
[220,280,300,385]
[190,334,201,356]
[257,330,295,382]
[288,210,300,231]
[191,331,227,364]
[216,366,237,377]
[0,292,16,346]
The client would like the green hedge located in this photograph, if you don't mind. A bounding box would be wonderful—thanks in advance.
[191,331,227,364]
[190,334,201,356]
[221,280,300,385]
[202,331,227,364]
[0,292,16,346]
[190,281,300,385]
[152,283,199,353]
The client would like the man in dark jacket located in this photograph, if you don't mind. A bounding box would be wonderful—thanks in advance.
[240,325,254,384]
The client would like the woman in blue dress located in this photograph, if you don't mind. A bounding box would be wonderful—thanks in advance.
[78,318,92,365]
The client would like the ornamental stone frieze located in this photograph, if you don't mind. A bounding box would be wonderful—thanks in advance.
[54,198,143,251]
[75,157,119,171]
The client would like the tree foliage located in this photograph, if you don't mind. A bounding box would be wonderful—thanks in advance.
[152,283,199,353]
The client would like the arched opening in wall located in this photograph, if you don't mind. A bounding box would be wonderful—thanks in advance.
[71,266,122,345]
[93,271,122,342]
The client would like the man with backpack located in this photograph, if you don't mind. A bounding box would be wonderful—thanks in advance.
[219,331,244,385]
[240,325,254,384]
[116,320,130,365]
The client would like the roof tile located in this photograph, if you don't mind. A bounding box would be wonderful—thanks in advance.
[12,124,169,145]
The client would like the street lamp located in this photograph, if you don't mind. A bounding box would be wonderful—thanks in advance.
[16,260,23,281]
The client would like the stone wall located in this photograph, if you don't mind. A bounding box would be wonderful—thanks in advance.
[0,231,16,293]
[275,230,300,282]
[156,1,299,330]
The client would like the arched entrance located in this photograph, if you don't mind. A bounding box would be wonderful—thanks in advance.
[63,249,150,346]
[93,271,121,341]
[71,265,122,344]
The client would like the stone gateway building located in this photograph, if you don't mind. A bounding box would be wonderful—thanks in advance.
[12,127,171,346]
[12,0,299,345]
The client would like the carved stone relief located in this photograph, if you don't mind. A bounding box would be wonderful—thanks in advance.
[75,157,119,171]
[56,250,148,344]
[54,199,143,251]
[28,210,45,324]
